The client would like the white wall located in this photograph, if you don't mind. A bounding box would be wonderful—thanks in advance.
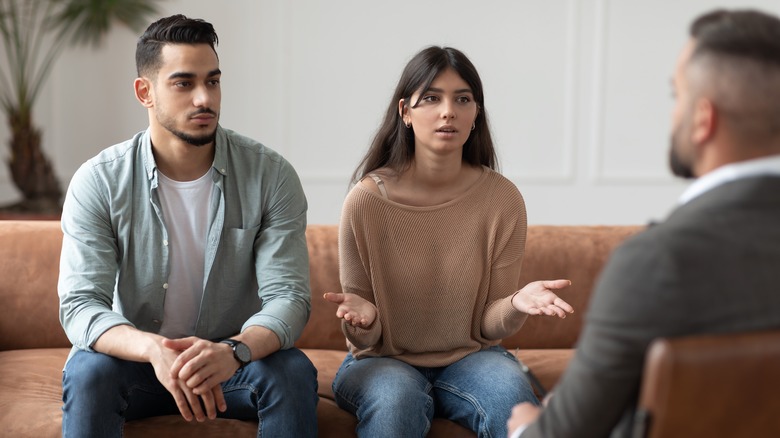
[1,0,778,225]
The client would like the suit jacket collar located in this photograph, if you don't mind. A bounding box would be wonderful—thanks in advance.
[669,175,780,221]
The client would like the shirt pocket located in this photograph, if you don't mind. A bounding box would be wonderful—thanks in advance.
[219,225,261,289]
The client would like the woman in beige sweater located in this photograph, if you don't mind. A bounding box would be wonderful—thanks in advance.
[323,46,572,438]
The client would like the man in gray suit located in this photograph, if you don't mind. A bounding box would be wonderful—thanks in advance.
[507,8,780,438]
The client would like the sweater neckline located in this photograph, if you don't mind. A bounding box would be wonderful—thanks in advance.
[354,166,492,211]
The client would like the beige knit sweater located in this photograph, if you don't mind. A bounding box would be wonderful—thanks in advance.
[339,168,529,367]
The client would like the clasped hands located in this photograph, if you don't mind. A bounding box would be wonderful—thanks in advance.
[151,337,239,422]
[323,279,574,328]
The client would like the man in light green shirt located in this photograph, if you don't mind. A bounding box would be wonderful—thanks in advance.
[58,14,317,437]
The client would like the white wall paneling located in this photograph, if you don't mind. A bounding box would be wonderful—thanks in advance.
[2,1,779,224]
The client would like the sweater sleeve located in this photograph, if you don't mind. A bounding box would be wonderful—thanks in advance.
[480,186,529,340]
[338,189,383,349]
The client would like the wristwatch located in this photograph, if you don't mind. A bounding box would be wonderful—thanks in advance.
[220,338,251,369]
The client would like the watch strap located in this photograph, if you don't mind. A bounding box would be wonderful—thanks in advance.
[220,338,250,368]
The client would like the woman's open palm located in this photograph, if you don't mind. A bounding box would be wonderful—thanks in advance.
[511,280,574,318]
[323,292,378,328]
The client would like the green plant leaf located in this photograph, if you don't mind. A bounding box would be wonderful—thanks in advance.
[51,0,161,48]
[0,0,160,109]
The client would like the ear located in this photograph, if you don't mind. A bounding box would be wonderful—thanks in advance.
[134,77,154,108]
[691,98,717,145]
[398,98,408,124]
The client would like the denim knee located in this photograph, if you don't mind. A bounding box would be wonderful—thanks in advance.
[222,347,318,437]
[63,350,142,404]
[433,346,538,437]
[231,347,317,394]
[332,354,433,437]
[62,350,164,438]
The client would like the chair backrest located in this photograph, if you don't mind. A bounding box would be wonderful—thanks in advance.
[635,329,780,438]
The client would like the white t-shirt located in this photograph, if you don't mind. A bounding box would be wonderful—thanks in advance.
[157,168,214,338]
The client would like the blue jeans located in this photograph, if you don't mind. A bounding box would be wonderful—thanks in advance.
[332,346,539,438]
[62,347,318,437]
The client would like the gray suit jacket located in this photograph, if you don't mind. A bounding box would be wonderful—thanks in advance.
[523,175,780,438]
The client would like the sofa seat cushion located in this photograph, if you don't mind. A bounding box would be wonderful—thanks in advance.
[123,416,258,436]
[0,348,66,438]
[515,348,575,396]
[0,347,571,437]
[303,348,347,400]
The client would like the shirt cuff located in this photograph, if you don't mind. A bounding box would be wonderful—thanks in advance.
[509,424,528,438]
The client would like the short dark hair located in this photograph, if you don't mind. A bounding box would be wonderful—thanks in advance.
[690,9,780,67]
[352,46,497,183]
[136,14,219,77]
[688,9,780,140]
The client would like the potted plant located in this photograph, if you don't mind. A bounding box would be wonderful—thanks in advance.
[0,0,160,215]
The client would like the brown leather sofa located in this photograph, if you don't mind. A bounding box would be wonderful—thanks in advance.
[0,220,640,437]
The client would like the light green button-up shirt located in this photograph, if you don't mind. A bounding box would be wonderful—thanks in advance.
[58,126,310,361]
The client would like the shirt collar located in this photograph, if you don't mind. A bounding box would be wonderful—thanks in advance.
[140,128,156,181]
[678,153,780,205]
[212,126,228,177]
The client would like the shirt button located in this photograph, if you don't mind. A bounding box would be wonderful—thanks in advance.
[163,239,168,246]
[163,283,169,289]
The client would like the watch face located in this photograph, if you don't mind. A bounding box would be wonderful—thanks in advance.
[235,342,251,364]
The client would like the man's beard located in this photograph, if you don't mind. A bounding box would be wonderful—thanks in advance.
[170,127,217,146]
[158,109,218,147]
[668,121,695,179]
[668,141,695,179]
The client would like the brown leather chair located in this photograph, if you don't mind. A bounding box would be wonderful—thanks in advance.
[635,329,780,438]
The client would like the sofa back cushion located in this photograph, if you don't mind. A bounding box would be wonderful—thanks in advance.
[505,225,642,349]
[297,224,643,351]
[0,221,69,350]
[0,221,640,352]
[296,225,349,350]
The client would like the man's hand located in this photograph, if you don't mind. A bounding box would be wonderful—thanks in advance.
[512,280,574,318]
[507,403,542,437]
[92,326,230,422]
[148,338,225,422]
[323,292,377,328]
[163,337,235,417]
